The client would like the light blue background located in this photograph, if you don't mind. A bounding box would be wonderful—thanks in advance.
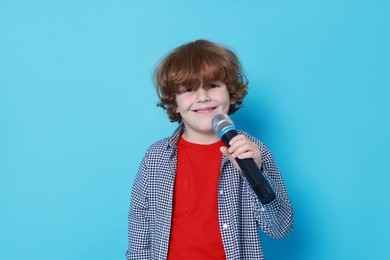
[1,0,389,259]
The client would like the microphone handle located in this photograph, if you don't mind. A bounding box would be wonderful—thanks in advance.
[221,130,276,204]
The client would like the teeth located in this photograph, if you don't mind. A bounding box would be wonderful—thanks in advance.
[196,108,213,112]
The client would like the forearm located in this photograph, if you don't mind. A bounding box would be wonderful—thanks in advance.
[249,142,294,239]
[126,156,151,259]
[248,174,293,239]
[126,206,151,259]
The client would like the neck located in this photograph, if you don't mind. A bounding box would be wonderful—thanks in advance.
[182,130,220,144]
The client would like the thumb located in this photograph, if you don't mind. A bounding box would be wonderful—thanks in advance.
[219,146,230,157]
[220,146,242,173]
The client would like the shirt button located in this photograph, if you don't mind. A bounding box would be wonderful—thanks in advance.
[222,224,229,230]
[219,190,224,195]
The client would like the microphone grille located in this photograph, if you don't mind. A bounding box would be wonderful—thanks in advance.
[212,113,235,135]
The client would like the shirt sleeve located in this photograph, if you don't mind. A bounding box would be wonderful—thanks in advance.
[125,153,151,260]
[246,141,294,240]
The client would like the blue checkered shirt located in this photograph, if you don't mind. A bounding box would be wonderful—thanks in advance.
[126,123,293,259]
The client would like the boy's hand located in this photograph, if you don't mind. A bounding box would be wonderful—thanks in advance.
[219,134,262,173]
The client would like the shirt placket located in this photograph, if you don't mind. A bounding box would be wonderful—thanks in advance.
[218,157,240,259]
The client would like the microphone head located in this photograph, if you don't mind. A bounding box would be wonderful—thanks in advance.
[212,113,236,138]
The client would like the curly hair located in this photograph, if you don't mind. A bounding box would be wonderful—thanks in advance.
[154,39,248,122]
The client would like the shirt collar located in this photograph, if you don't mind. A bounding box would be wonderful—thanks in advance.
[168,123,185,149]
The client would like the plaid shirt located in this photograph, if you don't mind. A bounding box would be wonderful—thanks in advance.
[126,123,293,259]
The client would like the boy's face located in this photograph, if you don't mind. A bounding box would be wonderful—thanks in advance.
[175,82,233,143]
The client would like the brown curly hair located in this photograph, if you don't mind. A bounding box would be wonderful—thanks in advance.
[154,39,248,122]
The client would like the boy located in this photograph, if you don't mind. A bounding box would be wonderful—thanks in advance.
[126,40,293,259]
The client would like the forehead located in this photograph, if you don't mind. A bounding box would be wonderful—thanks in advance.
[177,81,225,90]
[168,60,230,89]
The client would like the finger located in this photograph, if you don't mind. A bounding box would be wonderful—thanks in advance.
[230,143,253,158]
[227,138,262,167]
[237,150,262,168]
[221,146,241,162]
[237,150,256,160]
[220,146,242,172]
[228,134,248,146]
[228,137,251,154]
[219,146,230,157]
[229,139,258,157]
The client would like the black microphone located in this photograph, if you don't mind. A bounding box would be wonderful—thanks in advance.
[212,113,275,204]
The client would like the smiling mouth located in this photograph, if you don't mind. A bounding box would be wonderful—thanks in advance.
[193,107,216,113]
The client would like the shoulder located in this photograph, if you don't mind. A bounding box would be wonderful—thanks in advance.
[144,123,183,157]
[136,137,173,174]
[144,137,171,158]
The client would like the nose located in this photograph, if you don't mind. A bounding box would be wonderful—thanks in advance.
[196,88,211,103]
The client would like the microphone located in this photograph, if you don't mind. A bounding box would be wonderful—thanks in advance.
[212,113,275,204]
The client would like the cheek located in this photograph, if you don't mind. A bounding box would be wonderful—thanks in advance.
[225,94,233,105]
[174,95,181,113]
[175,96,192,111]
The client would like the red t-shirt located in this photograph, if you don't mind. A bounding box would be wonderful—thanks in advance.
[167,136,226,260]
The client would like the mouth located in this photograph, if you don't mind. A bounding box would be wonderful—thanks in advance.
[193,107,217,114]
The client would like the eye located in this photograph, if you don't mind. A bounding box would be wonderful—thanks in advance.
[208,83,220,89]
[178,86,193,93]
[182,87,193,93]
